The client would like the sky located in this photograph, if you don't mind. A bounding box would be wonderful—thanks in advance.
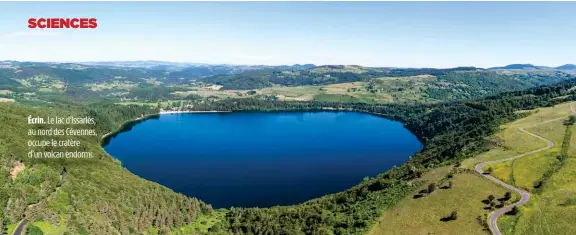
[0,2,575,68]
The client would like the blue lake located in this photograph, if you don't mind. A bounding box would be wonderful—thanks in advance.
[104,111,422,208]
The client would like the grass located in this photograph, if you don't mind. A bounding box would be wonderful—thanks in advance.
[373,102,576,235]
[258,82,395,103]
[484,118,566,191]
[525,119,567,147]
[259,85,324,101]
[172,211,225,234]
[370,75,437,103]
[88,81,136,91]
[486,150,559,191]
[31,216,68,235]
[485,102,576,235]
[505,158,576,235]
[568,125,576,157]
[6,223,17,235]
[459,114,556,171]
[142,227,159,235]
[0,97,15,102]
[460,148,518,170]
[313,94,362,103]
[508,102,573,128]
[116,101,160,106]
[369,172,518,235]
[495,127,547,153]
[116,100,176,108]
[174,77,438,104]
[309,65,374,74]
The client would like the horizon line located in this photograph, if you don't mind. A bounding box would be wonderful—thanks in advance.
[0,59,574,69]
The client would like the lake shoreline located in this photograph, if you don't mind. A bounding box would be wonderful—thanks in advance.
[100,110,231,146]
[103,110,423,208]
[101,108,421,146]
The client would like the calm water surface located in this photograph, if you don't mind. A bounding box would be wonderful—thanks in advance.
[104,112,422,208]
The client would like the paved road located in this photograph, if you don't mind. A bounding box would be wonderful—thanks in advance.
[12,218,28,235]
[474,103,576,235]
[475,128,553,235]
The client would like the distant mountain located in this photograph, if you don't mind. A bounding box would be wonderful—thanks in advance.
[556,64,576,70]
[489,64,549,70]
[75,61,209,71]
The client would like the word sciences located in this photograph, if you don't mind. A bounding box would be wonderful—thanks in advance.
[28,18,97,29]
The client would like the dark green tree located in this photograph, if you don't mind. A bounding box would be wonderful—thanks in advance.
[450,210,458,220]
[503,192,512,201]
[428,183,436,193]
[26,225,43,235]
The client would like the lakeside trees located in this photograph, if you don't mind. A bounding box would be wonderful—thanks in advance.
[189,79,576,234]
[1,75,576,234]
[0,103,211,234]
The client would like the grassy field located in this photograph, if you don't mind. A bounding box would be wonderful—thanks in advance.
[505,158,576,235]
[481,102,576,235]
[116,100,178,108]
[140,212,225,235]
[369,171,518,235]
[31,216,69,235]
[462,103,573,170]
[459,127,548,171]
[172,211,225,235]
[372,101,576,235]
[568,125,576,156]
[510,102,574,128]
[257,82,396,103]
[0,97,15,102]
[483,116,566,191]
[460,148,518,170]
[486,149,559,191]
[87,81,137,92]
[15,75,66,92]
[171,76,442,104]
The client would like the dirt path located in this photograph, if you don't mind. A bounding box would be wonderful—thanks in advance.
[474,103,576,235]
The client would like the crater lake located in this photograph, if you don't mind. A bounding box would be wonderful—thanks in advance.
[103,111,422,208]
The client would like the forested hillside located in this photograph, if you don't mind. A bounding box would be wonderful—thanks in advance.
[2,61,576,234]
[1,62,574,105]
[0,103,216,234]
[185,79,576,234]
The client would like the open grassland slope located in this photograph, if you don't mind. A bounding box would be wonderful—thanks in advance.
[371,101,576,235]
[495,106,576,235]
[368,168,518,235]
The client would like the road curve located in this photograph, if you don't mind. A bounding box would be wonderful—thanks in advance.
[12,218,28,235]
[475,128,553,235]
[474,103,576,235]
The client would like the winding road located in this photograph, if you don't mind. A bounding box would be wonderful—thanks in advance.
[12,219,28,235]
[474,103,576,235]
